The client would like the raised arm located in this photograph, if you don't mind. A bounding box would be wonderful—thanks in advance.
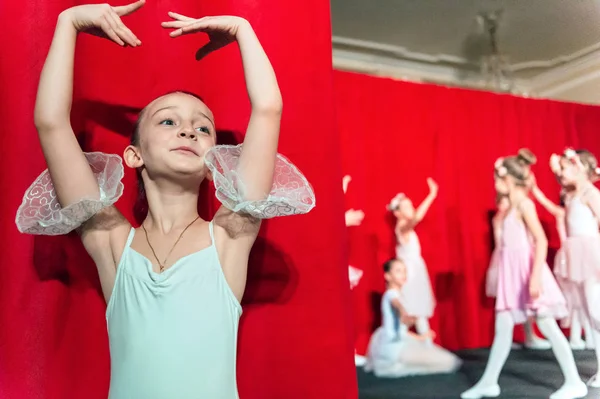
[519,199,548,299]
[166,15,281,201]
[36,3,142,208]
[164,15,283,301]
[235,22,283,200]
[531,185,564,219]
[412,178,438,226]
[29,2,142,299]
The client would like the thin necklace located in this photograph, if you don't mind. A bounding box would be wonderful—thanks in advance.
[142,215,200,273]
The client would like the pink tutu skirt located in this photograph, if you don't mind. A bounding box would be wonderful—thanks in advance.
[485,249,500,298]
[553,239,600,329]
[554,236,600,283]
[496,247,567,324]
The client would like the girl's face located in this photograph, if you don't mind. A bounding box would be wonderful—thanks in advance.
[560,157,587,186]
[385,260,407,287]
[494,176,509,196]
[394,198,415,220]
[125,92,217,183]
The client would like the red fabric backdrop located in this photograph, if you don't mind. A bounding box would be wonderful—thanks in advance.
[334,70,600,355]
[0,1,357,398]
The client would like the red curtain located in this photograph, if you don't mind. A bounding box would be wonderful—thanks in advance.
[334,70,600,354]
[0,1,356,398]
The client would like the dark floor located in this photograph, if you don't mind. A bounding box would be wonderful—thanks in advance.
[358,348,599,399]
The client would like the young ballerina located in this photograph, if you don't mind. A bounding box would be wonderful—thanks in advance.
[364,259,461,377]
[15,2,315,398]
[387,178,438,339]
[461,150,586,399]
[531,163,595,350]
[544,148,600,386]
[487,193,551,350]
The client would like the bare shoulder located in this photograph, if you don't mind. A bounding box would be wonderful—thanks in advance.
[517,197,536,214]
[583,185,600,202]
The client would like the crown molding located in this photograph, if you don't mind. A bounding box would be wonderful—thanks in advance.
[332,47,530,94]
[332,36,473,67]
[332,35,600,103]
[527,48,600,98]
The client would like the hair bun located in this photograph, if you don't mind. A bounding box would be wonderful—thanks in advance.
[517,148,537,166]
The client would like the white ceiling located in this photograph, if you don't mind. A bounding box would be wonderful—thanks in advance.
[331,0,600,104]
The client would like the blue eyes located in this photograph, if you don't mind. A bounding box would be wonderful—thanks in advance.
[159,119,210,134]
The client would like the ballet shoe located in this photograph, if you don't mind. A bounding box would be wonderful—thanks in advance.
[460,384,500,399]
[587,373,600,388]
[524,337,552,350]
[569,339,586,350]
[354,354,367,367]
[548,381,587,399]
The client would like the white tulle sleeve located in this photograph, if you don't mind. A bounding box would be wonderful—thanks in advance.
[15,152,125,236]
[204,145,316,219]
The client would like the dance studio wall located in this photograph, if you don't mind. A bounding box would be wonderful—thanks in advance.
[334,70,600,353]
[0,1,357,399]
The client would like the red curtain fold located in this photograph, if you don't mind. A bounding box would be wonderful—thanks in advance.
[0,1,356,398]
[334,70,600,354]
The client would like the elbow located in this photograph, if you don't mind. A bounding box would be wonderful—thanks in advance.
[34,112,70,133]
[252,97,283,116]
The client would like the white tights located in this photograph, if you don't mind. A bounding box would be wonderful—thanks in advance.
[462,311,586,399]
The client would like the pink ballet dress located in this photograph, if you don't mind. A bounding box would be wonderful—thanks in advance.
[495,203,567,323]
[396,232,435,318]
[554,194,600,329]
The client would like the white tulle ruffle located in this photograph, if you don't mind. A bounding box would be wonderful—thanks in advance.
[204,145,315,219]
[15,152,124,236]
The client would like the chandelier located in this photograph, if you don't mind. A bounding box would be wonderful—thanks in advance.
[477,10,515,93]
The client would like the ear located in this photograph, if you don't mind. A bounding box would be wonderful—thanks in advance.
[123,145,144,169]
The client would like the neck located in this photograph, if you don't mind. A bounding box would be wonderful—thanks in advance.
[143,179,201,234]
[574,179,590,193]
[508,187,527,207]
[388,282,402,291]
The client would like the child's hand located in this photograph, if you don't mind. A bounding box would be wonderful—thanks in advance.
[162,14,250,60]
[529,278,541,300]
[401,314,416,326]
[427,178,438,196]
[61,1,144,47]
[342,175,352,194]
[345,209,364,227]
